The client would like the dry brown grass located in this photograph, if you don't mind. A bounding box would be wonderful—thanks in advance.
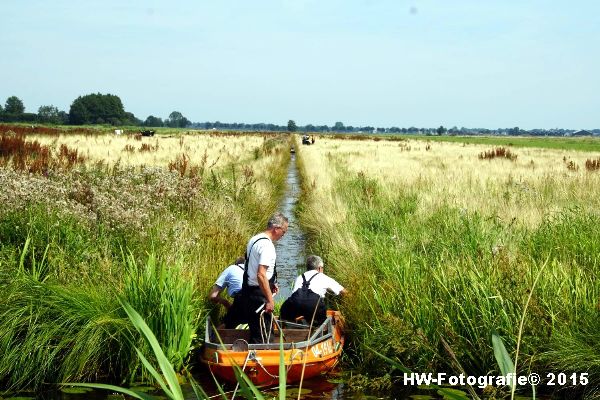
[299,136,600,228]
[0,133,86,174]
[28,132,264,169]
[479,147,517,161]
[585,158,600,171]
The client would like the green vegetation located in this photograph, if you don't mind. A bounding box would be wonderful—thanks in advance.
[67,300,285,400]
[287,120,297,132]
[297,145,600,395]
[0,251,196,389]
[5,96,25,114]
[0,131,291,392]
[69,93,139,125]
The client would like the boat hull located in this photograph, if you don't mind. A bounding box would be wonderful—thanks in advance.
[201,310,344,386]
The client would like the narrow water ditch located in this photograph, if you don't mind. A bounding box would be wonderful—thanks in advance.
[273,151,306,299]
[263,148,449,399]
[26,150,416,399]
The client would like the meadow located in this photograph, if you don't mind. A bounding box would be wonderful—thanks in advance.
[0,124,290,391]
[297,135,600,394]
[3,123,600,397]
[397,134,600,152]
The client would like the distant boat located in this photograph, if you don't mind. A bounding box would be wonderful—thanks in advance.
[201,310,345,386]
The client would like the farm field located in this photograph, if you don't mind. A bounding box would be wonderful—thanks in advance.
[0,125,290,391]
[297,135,600,395]
[399,134,600,152]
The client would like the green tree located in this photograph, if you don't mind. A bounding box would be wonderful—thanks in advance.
[68,99,91,125]
[437,125,446,136]
[333,121,345,132]
[166,111,190,128]
[5,96,25,114]
[37,105,62,123]
[144,115,164,127]
[123,112,141,126]
[68,93,128,125]
[287,120,297,132]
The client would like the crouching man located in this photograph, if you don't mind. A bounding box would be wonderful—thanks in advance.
[207,256,246,328]
[280,255,347,326]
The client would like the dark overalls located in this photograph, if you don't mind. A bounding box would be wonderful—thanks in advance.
[280,272,326,326]
[241,237,278,344]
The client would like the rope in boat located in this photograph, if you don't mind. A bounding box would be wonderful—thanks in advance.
[258,290,279,344]
[233,298,323,392]
[258,310,272,344]
[246,343,306,381]
[231,350,253,400]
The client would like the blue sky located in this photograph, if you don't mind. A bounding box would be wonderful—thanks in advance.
[2,0,599,129]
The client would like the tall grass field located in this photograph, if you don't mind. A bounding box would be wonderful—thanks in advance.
[0,124,290,391]
[296,135,600,394]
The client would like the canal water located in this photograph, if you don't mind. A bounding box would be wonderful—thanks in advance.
[273,151,306,299]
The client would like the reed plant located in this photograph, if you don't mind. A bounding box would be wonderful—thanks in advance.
[67,300,288,400]
[0,267,129,389]
[296,135,600,394]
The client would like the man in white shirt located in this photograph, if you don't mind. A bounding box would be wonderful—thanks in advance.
[242,212,288,343]
[207,256,246,328]
[280,255,347,326]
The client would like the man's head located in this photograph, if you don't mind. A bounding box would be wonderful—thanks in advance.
[267,212,288,241]
[306,255,324,272]
[234,256,245,265]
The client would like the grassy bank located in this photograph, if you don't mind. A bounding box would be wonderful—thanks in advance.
[296,136,600,393]
[0,129,291,391]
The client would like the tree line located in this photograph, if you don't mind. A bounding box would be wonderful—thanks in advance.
[0,94,190,128]
[1,94,597,136]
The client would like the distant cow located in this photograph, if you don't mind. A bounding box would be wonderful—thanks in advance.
[140,130,155,137]
[114,129,123,135]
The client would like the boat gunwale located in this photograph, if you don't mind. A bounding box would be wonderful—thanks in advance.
[204,331,334,351]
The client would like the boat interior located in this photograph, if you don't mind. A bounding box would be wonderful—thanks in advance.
[204,316,337,350]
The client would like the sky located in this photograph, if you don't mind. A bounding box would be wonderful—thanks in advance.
[1,0,599,130]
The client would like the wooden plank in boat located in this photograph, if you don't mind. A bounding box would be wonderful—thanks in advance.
[213,328,311,344]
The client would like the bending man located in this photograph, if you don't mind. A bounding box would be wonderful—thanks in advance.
[207,256,246,328]
[280,255,347,326]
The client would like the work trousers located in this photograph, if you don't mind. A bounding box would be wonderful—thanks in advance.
[222,293,247,329]
[243,286,273,344]
[280,296,326,326]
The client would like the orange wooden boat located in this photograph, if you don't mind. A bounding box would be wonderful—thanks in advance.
[201,310,344,387]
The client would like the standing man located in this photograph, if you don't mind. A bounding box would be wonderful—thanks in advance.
[207,256,246,328]
[242,212,288,343]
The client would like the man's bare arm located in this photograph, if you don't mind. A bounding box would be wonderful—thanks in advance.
[257,264,274,313]
[207,285,231,308]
